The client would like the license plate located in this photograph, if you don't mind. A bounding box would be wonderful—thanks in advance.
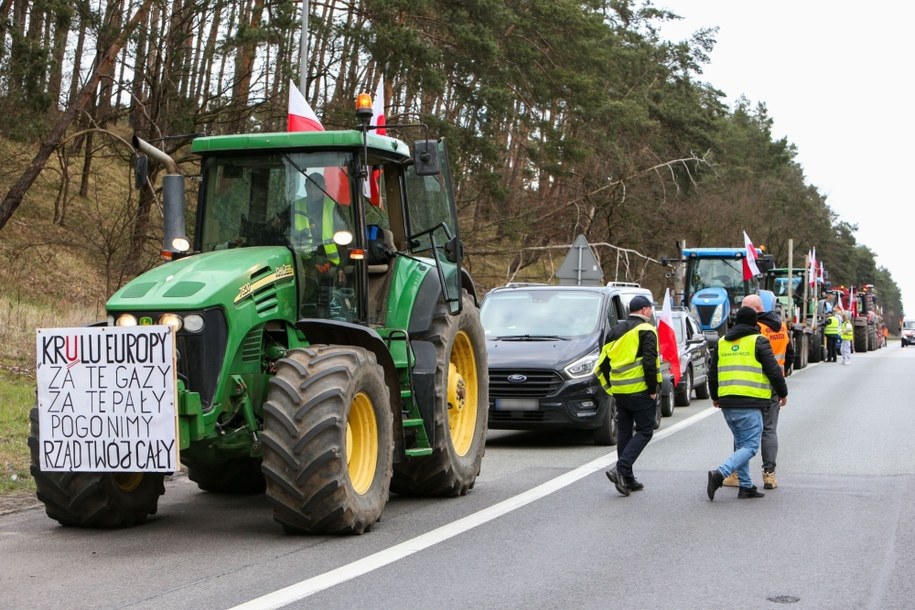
[495,398,539,411]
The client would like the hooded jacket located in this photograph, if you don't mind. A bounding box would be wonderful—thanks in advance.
[709,322,788,410]
[757,310,795,376]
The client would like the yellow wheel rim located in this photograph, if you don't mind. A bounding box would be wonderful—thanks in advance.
[447,330,478,457]
[346,391,378,495]
[113,473,143,493]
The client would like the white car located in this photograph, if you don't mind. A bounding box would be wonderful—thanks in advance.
[901,319,915,347]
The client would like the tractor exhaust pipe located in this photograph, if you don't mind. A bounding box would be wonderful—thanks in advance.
[132,135,188,256]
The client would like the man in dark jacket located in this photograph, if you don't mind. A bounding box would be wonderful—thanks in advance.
[707,306,788,500]
[595,295,661,497]
[722,294,794,489]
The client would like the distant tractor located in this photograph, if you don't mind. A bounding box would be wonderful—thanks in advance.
[29,95,489,534]
[670,246,776,336]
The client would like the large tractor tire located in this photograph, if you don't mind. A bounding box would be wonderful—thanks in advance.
[186,458,266,494]
[867,325,877,351]
[391,290,488,497]
[808,330,824,363]
[261,346,393,535]
[854,325,867,353]
[27,407,165,527]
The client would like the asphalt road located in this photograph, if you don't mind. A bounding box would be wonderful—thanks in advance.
[3,343,914,609]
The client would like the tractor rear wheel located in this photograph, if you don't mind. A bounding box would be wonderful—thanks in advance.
[186,458,265,494]
[261,346,393,534]
[391,290,488,497]
[28,407,165,527]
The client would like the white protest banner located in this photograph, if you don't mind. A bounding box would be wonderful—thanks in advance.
[35,325,178,472]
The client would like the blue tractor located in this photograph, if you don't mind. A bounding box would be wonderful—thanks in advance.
[679,247,776,335]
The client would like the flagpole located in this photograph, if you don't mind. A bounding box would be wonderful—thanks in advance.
[299,0,309,93]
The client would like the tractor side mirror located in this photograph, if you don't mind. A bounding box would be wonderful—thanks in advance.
[444,235,463,263]
[412,140,440,176]
[135,154,148,189]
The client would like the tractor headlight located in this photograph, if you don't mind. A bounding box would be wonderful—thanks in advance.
[115,313,138,326]
[710,305,724,328]
[183,314,205,333]
[565,349,600,379]
[158,313,183,333]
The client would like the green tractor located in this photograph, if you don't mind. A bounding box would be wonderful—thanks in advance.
[28,97,488,534]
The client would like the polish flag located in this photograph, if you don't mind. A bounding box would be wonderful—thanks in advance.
[364,76,387,205]
[807,247,817,287]
[742,231,761,280]
[287,80,350,204]
[287,79,324,132]
[658,288,681,386]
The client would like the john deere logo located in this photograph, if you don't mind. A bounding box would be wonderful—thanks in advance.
[731,345,741,352]
[507,374,527,383]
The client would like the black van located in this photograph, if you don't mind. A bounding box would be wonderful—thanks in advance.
[480,282,674,446]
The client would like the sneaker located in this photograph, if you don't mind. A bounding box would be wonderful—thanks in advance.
[625,477,644,491]
[606,467,630,497]
[738,485,765,499]
[722,472,739,487]
[707,469,724,501]
[763,471,778,489]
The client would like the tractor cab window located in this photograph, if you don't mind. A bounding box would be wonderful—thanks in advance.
[404,141,462,314]
[199,153,360,321]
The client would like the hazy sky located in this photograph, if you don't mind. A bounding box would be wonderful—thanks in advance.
[659,1,913,315]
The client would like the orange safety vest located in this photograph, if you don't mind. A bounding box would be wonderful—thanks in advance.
[758,321,790,370]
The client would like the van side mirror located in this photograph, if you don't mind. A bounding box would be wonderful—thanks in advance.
[412,140,440,176]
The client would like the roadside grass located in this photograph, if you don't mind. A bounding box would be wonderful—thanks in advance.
[0,371,35,494]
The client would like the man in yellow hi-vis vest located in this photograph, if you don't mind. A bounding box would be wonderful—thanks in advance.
[823,310,840,362]
[719,294,794,490]
[707,306,788,501]
[595,295,662,497]
[292,173,345,267]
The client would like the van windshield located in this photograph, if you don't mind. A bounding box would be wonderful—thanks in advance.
[904,320,915,330]
[481,290,603,339]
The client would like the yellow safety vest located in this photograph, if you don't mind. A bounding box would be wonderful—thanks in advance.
[840,321,853,340]
[717,334,771,399]
[294,197,340,265]
[759,321,790,369]
[595,322,662,396]
[824,315,839,336]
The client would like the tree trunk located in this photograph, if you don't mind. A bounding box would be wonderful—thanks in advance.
[0,0,153,232]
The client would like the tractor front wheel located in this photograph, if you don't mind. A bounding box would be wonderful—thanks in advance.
[261,346,393,534]
[391,290,488,497]
[28,407,165,528]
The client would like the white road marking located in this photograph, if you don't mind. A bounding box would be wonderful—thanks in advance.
[232,406,720,610]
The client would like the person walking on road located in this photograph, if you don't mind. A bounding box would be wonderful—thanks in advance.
[707,306,789,501]
[824,310,840,362]
[840,314,854,365]
[721,294,793,490]
[595,295,662,497]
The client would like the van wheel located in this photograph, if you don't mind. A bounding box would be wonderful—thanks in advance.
[593,398,617,446]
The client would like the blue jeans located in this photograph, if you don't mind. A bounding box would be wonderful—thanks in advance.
[718,408,763,488]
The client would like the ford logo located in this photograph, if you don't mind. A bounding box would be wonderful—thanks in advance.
[507,374,527,383]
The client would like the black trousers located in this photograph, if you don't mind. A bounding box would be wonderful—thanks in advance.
[825,334,838,361]
[615,392,655,479]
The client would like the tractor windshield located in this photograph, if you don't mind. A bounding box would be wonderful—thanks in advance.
[687,257,748,305]
[199,152,355,254]
[199,152,367,321]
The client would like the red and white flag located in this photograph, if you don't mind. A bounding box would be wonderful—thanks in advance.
[742,231,761,280]
[807,247,817,287]
[657,288,681,386]
[287,79,324,132]
[287,80,351,203]
[364,76,387,204]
